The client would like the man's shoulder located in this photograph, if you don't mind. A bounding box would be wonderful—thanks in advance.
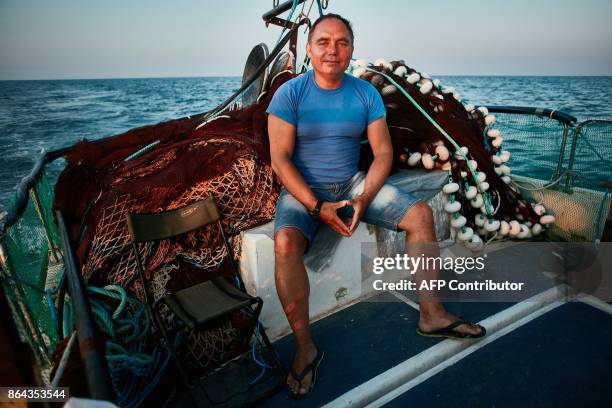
[277,71,310,92]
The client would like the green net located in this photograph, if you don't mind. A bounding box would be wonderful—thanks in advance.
[1,173,64,383]
[492,115,612,242]
[492,112,571,184]
[567,120,612,192]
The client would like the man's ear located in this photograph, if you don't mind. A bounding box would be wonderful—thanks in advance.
[305,41,312,59]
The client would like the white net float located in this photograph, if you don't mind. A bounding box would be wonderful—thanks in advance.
[435,145,449,161]
[419,80,433,94]
[354,59,368,68]
[451,214,467,228]
[407,72,420,84]
[485,114,497,126]
[540,214,555,225]
[407,152,422,166]
[509,220,521,236]
[487,128,501,138]
[470,194,484,208]
[393,65,407,76]
[381,84,397,96]
[485,219,501,232]
[499,220,510,236]
[465,185,478,200]
[352,67,366,78]
[499,150,511,162]
[443,182,460,194]
[475,214,487,227]
[444,200,462,213]
[374,58,387,67]
[454,146,469,159]
[499,164,511,175]
[457,227,474,241]
[533,204,546,216]
[532,223,543,236]
[491,136,503,148]
[517,224,531,239]
[421,153,434,169]
[466,234,484,251]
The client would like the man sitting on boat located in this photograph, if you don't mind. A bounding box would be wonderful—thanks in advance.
[267,13,486,398]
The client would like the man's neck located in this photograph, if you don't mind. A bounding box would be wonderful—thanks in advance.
[312,71,344,90]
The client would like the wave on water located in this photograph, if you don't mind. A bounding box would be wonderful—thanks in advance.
[1,75,611,211]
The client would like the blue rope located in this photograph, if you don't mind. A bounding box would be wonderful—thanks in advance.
[316,0,324,17]
[275,0,299,47]
[249,323,273,384]
[123,140,160,162]
[45,288,58,328]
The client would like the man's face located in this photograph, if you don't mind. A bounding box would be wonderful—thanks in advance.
[306,18,353,78]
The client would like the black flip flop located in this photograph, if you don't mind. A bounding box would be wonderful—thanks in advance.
[417,320,486,339]
[286,351,325,399]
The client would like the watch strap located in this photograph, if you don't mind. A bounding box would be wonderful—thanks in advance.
[310,199,323,219]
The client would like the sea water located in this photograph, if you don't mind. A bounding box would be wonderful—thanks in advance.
[1,75,611,211]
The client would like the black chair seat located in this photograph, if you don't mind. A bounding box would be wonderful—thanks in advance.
[163,277,258,330]
[125,197,282,404]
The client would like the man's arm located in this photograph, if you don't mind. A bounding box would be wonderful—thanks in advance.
[348,116,393,232]
[268,114,351,236]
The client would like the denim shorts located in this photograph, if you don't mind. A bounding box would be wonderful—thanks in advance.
[273,171,422,246]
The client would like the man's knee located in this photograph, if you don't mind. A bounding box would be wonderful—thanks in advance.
[274,227,308,258]
[398,201,434,232]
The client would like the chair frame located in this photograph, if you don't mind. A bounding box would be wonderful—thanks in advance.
[125,197,277,402]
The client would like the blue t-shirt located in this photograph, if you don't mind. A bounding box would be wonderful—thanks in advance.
[266,70,385,185]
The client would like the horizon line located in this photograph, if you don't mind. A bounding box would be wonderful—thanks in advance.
[2,73,612,82]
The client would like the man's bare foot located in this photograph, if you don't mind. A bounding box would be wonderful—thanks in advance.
[287,345,319,396]
[418,309,484,337]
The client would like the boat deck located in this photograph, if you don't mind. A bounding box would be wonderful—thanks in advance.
[251,241,611,407]
[259,293,612,408]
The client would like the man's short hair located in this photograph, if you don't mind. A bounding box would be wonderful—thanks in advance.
[307,13,354,44]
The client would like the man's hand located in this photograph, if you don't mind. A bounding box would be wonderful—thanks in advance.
[319,201,352,237]
[348,194,370,234]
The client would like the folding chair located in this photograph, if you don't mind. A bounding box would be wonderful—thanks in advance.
[125,197,279,401]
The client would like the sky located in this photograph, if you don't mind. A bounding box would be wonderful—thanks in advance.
[0,0,611,80]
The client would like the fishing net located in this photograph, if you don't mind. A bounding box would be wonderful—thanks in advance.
[1,173,64,383]
[515,175,611,242]
[491,112,572,183]
[569,121,612,191]
[48,73,292,395]
[491,117,612,241]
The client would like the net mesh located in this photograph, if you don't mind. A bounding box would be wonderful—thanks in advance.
[1,174,64,382]
[514,175,611,242]
[491,112,571,183]
[568,121,612,191]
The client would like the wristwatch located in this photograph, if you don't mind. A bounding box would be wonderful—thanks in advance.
[309,199,323,219]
